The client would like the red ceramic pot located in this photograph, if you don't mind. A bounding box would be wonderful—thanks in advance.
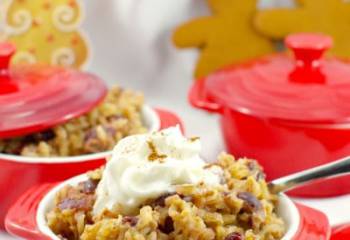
[5,173,331,240]
[189,33,350,198]
[0,107,183,229]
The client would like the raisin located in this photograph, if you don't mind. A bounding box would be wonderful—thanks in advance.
[225,232,244,240]
[246,161,265,180]
[23,130,55,143]
[159,216,174,234]
[237,192,262,212]
[23,135,35,144]
[104,126,116,136]
[83,125,116,153]
[79,179,99,194]
[151,193,176,207]
[84,128,98,142]
[36,130,55,141]
[58,198,92,211]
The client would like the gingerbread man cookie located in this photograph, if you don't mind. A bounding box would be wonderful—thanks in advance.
[3,0,89,68]
[255,0,350,59]
[173,0,275,78]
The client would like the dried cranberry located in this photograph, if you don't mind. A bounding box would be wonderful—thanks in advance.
[122,216,138,226]
[225,232,244,240]
[84,128,97,142]
[23,130,55,143]
[79,179,99,194]
[151,193,175,207]
[103,126,116,136]
[37,130,55,141]
[84,125,116,142]
[58,198,92,211]
[34,130,55,142]
[159,216,174,234]
[23,135,36,144]
[83,125,117,153]
[237,192,262,212]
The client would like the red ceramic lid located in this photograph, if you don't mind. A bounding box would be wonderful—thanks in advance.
[0,42,107,138]
[204,33,350,124]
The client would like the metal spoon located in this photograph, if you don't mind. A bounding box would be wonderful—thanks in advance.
[268,156,350,194]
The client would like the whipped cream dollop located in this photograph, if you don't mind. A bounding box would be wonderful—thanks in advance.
[93,126,222,216]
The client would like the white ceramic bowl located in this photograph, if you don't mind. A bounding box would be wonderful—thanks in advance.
[0,105,160,163]
[36,174,299,240]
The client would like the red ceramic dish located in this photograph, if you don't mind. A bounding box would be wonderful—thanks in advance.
[5,173,331,240]
[0,107,183,229]
[190,81,350,197]
[189,33,350,197]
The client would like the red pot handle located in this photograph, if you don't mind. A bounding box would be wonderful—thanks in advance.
[5,183,58,240]
[331,224,350,239]
[155,108,185,133]
[293,203,331,240]
[188,80,223,114]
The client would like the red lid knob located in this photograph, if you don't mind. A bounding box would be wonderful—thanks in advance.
[0,42,18,94]
[286,33,333,84]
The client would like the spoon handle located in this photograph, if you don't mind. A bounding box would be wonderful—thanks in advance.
[268,156,350,194]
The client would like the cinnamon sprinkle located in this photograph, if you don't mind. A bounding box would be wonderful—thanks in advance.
[147,141,167,162]
[189,137,200,142]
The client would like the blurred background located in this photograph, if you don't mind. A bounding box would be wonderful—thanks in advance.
[0,0,294,161]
